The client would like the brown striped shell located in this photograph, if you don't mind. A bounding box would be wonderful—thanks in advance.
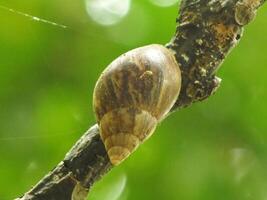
[93,44,181,165]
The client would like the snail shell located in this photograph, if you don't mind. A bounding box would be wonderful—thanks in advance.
[93,44,181,165]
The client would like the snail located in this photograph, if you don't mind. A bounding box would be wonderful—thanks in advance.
[93,44,181,165]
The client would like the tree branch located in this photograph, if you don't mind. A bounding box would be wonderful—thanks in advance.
[16,125,111,200]
[168,0,266,110]
[16,0,265,199]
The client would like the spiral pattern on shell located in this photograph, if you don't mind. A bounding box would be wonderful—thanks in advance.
[93,44,181,165]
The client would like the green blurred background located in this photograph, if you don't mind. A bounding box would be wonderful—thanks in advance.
[0,0,267,199]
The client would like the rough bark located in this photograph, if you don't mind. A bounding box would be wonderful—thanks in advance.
[16,0,266,199]
[169,0,266,110]
[16,125,111,200]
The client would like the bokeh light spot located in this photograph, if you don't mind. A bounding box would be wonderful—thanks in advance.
[107,2,151,46]
[90,173,127,200]
[85,0,131,26]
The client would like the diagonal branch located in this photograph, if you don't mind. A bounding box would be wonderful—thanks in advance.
[16,125,111,200]
[168,0,266,110]
[16,0,265,199]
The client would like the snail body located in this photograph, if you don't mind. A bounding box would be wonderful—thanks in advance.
[93,44,181,165]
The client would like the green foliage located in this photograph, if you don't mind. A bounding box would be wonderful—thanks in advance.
[0,1,267,199]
